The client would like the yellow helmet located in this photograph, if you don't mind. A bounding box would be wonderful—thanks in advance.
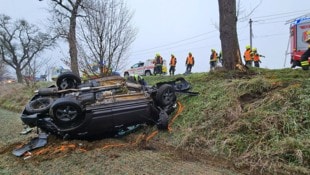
[188,52,192,55]
[156,53,160,57]
[211,49,215,52]
[245,45,251,49]
[171,54,175,57]
[252,48,257,51]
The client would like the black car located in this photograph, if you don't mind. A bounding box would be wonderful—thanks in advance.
[20,72,196,139]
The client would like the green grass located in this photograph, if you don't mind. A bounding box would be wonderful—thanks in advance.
[146,69,310,174]
[0,81,54,112]
[1,69,310,174]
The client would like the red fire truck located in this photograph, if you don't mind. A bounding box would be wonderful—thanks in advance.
[290,17,310,68]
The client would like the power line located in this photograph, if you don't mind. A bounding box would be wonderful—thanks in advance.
[130,35,219,56]
[252,9,310,20]
[130,30,217,54]
[129,9,310,58]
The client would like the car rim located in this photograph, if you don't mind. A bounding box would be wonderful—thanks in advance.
[60,78,75,89]
[163,89,173,104]
[55,106,78,122]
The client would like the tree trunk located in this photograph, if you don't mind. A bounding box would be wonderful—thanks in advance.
[218,0,245,71]
[68,15,79,76]
[67,0,82,77]
[16,66,23,83]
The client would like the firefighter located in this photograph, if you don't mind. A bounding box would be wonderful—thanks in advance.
[210,49,218,70]
[153,53,163,75]
[301,38,310,70]
[251,48,265,68]
[244,45,252,67]
[169,54,177,76]
[185,52,195,74]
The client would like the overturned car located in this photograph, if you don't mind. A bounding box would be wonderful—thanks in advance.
[20,72,196,140]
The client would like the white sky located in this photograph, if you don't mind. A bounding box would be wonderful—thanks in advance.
[0,0,310,75]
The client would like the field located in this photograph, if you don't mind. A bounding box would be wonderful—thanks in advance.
[0,109,236,175]
[1,68,310,174]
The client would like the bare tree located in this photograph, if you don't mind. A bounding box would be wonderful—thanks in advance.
[47,0,84,76]
[218,0,245,71]
[0,59,7,79]
[78,0,136,76]
[0,14,56,83]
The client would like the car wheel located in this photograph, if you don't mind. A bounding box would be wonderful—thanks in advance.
[156,84,176,107]
[25,97,54,114]
[145,71,151,76]
[56,72,81,90]
[124,72,129,78]
[157,110,168,130]
[50,98,84,127]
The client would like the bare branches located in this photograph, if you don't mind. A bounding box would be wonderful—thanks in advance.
[78,0,136,75]
[47,0,84,76]
[238,0,263,22]
[0,14,56,83]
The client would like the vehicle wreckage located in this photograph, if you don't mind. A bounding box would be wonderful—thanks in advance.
[13,72,198,156]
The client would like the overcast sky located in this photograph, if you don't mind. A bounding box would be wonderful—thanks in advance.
[0,0,310,75]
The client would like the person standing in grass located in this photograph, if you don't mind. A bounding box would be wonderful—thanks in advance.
[169,54,177,76]
[185,52,195,74]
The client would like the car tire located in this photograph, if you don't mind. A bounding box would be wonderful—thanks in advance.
[25,97,54,114]
[56,72,81,90]
[157,110,168,130]
[156,84,176,107]
[145,71,151,76]
[50,98,84,127]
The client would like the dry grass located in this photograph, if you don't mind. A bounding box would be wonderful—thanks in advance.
[1,69,310,174]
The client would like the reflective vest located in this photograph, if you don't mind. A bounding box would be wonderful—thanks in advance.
[170,57,177,66]
[154,56,163,65]
[134,74,143,82]
[210,52,218,62]
[186,56,194,65]
[253,53,260,61]
[244,49,252,61]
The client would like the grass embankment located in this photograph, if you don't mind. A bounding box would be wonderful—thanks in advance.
[0,82,53,112]
[146,68,310,175]
[1,69,309,174]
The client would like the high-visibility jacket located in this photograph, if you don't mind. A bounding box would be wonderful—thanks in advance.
[244,49,252,61]
[186,56,194,65]
[210,52,218,62]
[301,47,310,68]
[253,53,260,61]
[154,56,163,65]
[170,56,177,66]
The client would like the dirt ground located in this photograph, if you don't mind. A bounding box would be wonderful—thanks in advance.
[0,109,240,175]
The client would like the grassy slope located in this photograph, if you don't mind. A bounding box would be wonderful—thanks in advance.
[1,69,310,174]
[145,68,310,175]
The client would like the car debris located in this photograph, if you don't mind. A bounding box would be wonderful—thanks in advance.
[12,132,48,157]
[13,72,198,156]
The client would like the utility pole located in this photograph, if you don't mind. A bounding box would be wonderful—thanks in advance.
[249,18,253,50]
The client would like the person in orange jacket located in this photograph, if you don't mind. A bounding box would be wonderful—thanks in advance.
[169,54,177,76]
[244,45,252,67]
[251,48,265,68]
[210,49,218,70]
[153,53,163,75]
[185,52,194,74]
